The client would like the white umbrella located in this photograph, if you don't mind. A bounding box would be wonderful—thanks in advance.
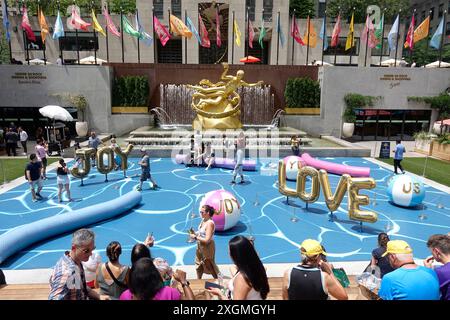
[311,60,333,66]
[425,60,450,68]
[380,58,407,66]
[79,56,107,65]
[28,58,51,65]
[39,105,74,122]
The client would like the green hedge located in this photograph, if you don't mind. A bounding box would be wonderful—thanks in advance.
[284,77,321,108]
[112,76,149,106]
[343,93,377,123]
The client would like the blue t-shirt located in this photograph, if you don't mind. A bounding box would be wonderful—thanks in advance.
[379,266,440,300]
[141,155,150,173]
[394,144,405,160]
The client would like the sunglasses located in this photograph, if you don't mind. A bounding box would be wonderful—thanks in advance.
[78,246,96,254]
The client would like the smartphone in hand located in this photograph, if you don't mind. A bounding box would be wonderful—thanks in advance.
[205,281,223,290]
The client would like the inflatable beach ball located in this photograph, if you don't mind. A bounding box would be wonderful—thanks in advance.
[283,156,305,180]
[387,174,426,207]
[199,190,241,231]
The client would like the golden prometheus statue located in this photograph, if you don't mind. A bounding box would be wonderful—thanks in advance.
[187,63,263,130]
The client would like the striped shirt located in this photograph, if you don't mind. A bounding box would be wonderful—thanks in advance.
[48,252,88,300]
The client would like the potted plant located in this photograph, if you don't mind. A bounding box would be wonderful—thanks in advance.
[284,77,321,114]
[342,94,377,138]
[430,133,450,161]
[413,131,434,155]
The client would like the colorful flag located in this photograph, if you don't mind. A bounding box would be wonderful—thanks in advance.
[216,8,221,47]
[70,6,91,31]
[38,9,49,44]
[2,0,10,42]
[404,15,415,49]
[52,10,65,39]
[330,14,341,47]
[319,17,327,50]
[259,14,266,48]
[375,14,384,49]
[345,13,354,51]
[21,6,36,42]
[430,16,444,49]
[169,14,192,38]
[135,13,153,46]
[248,19,255,48]
[103,6,120,37]
[361,14,379,49]
[186,15,201,44]
[153,15,170,47]
[234,18,241,47]
[290,15,304,45]
[303,16,317,47]
[91,9,106,37]
[122,15,140,38]
[388,14,399,50]
[277,13,285,48]
[198,15,210,48]
[405,15,429,48]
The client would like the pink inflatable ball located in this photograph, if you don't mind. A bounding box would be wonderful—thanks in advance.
[175,154,189,164]
[199,190,241,232]
[283,156,306,180]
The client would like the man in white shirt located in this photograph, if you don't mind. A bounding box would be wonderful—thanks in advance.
[18,127,28,155]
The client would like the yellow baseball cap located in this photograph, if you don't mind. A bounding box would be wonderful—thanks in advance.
[300,239,327,256]
[381,240,413,257]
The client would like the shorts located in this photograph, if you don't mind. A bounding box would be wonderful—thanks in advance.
[41,157,47,167]
[210,153,215,157]
[57,175,70,185]
[29,178,42,190]
[140,171,152,181]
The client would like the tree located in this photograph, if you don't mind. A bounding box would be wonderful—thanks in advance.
[327,0,409,23]
[289,0,315,18]
[403,41,450,66]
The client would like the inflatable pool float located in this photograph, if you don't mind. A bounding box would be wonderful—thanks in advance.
[301,153,370,177]
[175,154,256,171]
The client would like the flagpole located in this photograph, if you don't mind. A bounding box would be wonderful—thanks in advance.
[120,2,124,63]
[3,0,12,62]
[105,1,110,63]
[349,8,354,66]
[90,1,97,65]
[261,9,265,64]
[306,14,310,66]
[379,9,386,66]
[215,4,219,64]
[409,9,416,64]
[438,11,447,68]
[184,9,188,64]
[291,9,295,66]
[394,10,401,67]
[364,15,370,67]
[136,8,140,63]
[425,11,431,64]
[334,9,340,65]
[321,7,326,67]
[37,0,46,65]
[73,1,80,65]
[246,6,249,59]
[57,0,63,64]
[231,10,235,64]
[276,11,280,65]
[152,7,157,64]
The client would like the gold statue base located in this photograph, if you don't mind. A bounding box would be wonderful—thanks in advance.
[192,115,242,130]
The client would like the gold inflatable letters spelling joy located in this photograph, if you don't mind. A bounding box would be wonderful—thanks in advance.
[278,160,377,223]
[71,145,134,178]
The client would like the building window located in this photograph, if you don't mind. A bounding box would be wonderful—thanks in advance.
[59,31,98,51]
[247,41,269,64]
[157,39,182,63]
[199,41,228,64]
[246,0,255,21]
[446,22,450,36]
[153,0,164,19]
[24,31,44,51]
[324,37,360,56]
[318,1,326,18]
[430,7,434,20]
[439,4,443,17]
[171,0,181,17]
[263,0,273,22]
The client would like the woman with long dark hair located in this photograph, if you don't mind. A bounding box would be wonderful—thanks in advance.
[371,233,395,278]
[208,236,270,300]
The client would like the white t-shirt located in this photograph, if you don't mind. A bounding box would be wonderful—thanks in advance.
[82,251,102,283]
[236,149,244,165]
[20,130,28,142]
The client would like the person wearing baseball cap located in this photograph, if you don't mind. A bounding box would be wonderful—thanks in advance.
[281,239,348,300]
[378,240,440,300]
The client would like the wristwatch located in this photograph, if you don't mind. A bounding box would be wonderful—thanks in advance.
[181,281,190,288]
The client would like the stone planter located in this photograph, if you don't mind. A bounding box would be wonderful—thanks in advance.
[75,121,88,137]
[414,139,432,155]
[112,106,149,114]
[284,107,320,115]
[430,141,450,161]
[342,122,355,138]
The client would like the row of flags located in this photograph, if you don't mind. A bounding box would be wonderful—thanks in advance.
[3,3,449,52]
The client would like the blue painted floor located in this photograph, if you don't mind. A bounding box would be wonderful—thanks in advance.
[0,157,449,270]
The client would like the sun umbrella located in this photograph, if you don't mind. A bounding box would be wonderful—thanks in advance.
[425,61,450,68]
[311,60,333,66]
[380,58,407,66]
[79,56,107,65]
[28,58,51,65]
[240,56,261,63]
[39,105,73,143]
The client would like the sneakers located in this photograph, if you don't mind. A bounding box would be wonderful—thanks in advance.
[230,181,236,185]
[32,198,38,203]
[36,193,43,200]
[239,180,245,184]
[402,171,406,174]
[136,187,142,192]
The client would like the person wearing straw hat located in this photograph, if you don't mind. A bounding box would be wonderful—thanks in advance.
[281,239,348,300]
[378,240,440,300]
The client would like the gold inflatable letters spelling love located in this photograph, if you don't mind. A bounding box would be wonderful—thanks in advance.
[71,145,134,178]
[278,160,377,223]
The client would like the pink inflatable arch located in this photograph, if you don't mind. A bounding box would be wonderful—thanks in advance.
[175,154,256,171]
[301,153,370,177]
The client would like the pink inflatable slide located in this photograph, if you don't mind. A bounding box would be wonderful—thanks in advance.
[301,153,370,177]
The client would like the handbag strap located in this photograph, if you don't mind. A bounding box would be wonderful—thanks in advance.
[105,262,127,289]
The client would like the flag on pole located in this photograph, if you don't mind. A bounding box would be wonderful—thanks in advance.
[303,16,317,47]
[135,14,153,46]
[388,14,399,50]
[103,6,120,37]
[345,13,354,50]
[361,14,379,48]
[290,15,304,45]
[91,9,106,37]
[430,16,444,49]
[216,8,221,47]
[70,6,91,31]
[405,15,429,48]
[404,15,415,49]
[52,10,65,39]
[198,14,210,48]
[1,0,10,42]
[153,16,170,46]
[169,14,192,38]
[375,13,384,49]
[122,15,140,38]
[38,9,49,44]
[319,17,327,50]
[330,14,341,47]
[234,18,241,47]
[277,13,285,48]
[21,6,36,42]
[186,16,201,44]
[248,19,255,48]
[259,14,266,48]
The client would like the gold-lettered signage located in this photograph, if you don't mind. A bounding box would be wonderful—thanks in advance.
[380,74,411,89]
[11,72,47,84]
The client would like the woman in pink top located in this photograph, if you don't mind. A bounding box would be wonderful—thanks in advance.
[119,258,195,300]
